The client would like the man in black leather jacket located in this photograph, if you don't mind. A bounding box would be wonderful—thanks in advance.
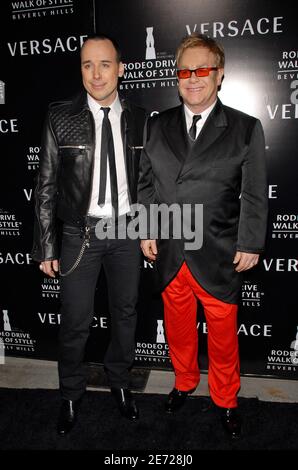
[32,34,146,434]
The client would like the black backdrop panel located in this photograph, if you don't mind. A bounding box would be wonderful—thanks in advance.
[0,0,297,379]
[0,0,95,359]
[95,0,298,378]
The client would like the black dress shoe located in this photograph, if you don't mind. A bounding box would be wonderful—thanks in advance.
[111,388,139,421]
[165,388,194,413]
[200,397,214,413]
[220,407,242,439]
[57,399,79,435]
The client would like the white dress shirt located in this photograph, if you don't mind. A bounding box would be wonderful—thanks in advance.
[87,93,130,217]
[184,99,217,140]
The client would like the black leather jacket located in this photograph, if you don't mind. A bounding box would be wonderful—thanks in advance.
[32,92,146,262]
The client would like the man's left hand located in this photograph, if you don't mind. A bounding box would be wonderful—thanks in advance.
[233,251,260,272]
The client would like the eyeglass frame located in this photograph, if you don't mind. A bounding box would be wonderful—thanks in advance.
[176,67,219,79]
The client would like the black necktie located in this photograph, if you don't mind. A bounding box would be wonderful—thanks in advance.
[98,107,118,218]
[189,114,201,141]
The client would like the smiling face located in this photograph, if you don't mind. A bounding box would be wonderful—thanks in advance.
[177,46,224,114]
[81,38,124,106]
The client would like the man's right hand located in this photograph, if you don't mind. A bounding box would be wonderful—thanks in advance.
[39,259,59,278]
[140,240,158,261]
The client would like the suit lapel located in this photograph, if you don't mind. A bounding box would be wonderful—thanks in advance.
[180,100,228,175]
[120,99,133,147]
[162,105,190,165]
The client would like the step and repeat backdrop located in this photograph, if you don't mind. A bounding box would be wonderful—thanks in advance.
[0,0,297,379]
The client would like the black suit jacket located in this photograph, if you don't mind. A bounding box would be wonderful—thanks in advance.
[138,100,268,303]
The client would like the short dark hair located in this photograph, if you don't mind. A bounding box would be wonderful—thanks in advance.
[81,34,122,63]
[176,33,225,68]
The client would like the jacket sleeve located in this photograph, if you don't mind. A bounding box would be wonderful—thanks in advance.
[31,110,60,262]
[236,119,268,253]
[137,116,158,239]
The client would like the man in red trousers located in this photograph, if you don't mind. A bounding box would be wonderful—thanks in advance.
[138,33,268,439]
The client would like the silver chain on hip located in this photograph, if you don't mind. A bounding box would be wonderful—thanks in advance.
[59,225,91,277]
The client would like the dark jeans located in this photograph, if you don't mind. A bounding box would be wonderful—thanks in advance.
[58,221,141,401]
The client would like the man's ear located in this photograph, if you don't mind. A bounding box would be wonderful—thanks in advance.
[217,68,224,86]
[118,61,125,78]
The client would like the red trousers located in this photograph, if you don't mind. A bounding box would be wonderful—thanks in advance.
[162,262,240,408]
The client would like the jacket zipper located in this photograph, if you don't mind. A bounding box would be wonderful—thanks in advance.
[59,145,87,149]
[121,110,132,206]
[85,109,96,217]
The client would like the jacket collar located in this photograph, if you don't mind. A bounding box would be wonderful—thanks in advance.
[69,90,88,116]
[69,90,131,116]
[178,99,229,177]
[161,105,190,164]
[162,99,228,163]
[188,98,228,159]
[69,91,138,151]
